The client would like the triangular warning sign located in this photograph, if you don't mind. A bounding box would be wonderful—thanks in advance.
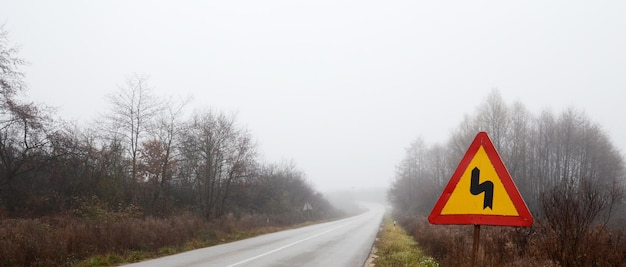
[428,132,533,227]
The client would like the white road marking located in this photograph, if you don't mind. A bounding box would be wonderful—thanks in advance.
[226,223,347,267]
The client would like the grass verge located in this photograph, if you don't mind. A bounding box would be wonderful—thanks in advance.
[372,214,438,267]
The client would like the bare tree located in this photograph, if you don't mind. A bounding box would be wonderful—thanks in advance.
[0,25,25,99]
[0,25,53,214]
[504,102,534,209]
[389,137,443,215]
[103,74,162,183]
[137,97,189,215]
[179,111,256,220]
[476,89,509,149]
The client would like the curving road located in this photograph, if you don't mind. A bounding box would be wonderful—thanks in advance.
[123,204,384,267]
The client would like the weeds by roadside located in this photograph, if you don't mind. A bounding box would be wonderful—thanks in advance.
[372,214,438,267]
[394,213,626,266]
[0,209,324,267]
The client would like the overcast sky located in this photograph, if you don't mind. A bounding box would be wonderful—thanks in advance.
[2,1,625,192]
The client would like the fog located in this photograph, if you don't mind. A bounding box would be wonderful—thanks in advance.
[2,1,625,193]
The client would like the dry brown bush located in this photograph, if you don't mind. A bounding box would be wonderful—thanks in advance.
[394,213,625,267]
[0,213,205,266]
[531,221,626,266]
[0,210,306,266]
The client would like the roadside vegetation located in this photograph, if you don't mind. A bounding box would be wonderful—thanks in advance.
[0,190,343,267]
[388,91,626,266]
[0,26,343,266]
[2,211,269,266]
[372,214,438,267]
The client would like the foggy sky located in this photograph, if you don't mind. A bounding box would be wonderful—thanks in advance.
[2,1,625,192]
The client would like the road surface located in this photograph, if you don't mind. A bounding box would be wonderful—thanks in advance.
[123,204,384,267]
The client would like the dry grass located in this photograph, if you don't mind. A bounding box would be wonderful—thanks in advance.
[0,211,301,267]
[373,214,438,267]
[0,213,200,266]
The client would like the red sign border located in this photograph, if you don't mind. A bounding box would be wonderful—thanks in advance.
[428,132,533,227]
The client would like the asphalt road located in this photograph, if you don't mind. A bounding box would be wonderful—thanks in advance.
[122,204,384,267]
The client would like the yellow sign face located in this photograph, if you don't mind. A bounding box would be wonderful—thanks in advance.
[441,146,519,216]
[429,132,533,226]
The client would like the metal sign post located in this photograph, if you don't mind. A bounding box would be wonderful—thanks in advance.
[472,224,480,267]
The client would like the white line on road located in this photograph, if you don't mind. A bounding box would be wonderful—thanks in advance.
[226,223,348,267]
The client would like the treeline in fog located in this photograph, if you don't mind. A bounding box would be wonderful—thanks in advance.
[388,91,626,266]
[0,26,343,266]
[0,26,338,223]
